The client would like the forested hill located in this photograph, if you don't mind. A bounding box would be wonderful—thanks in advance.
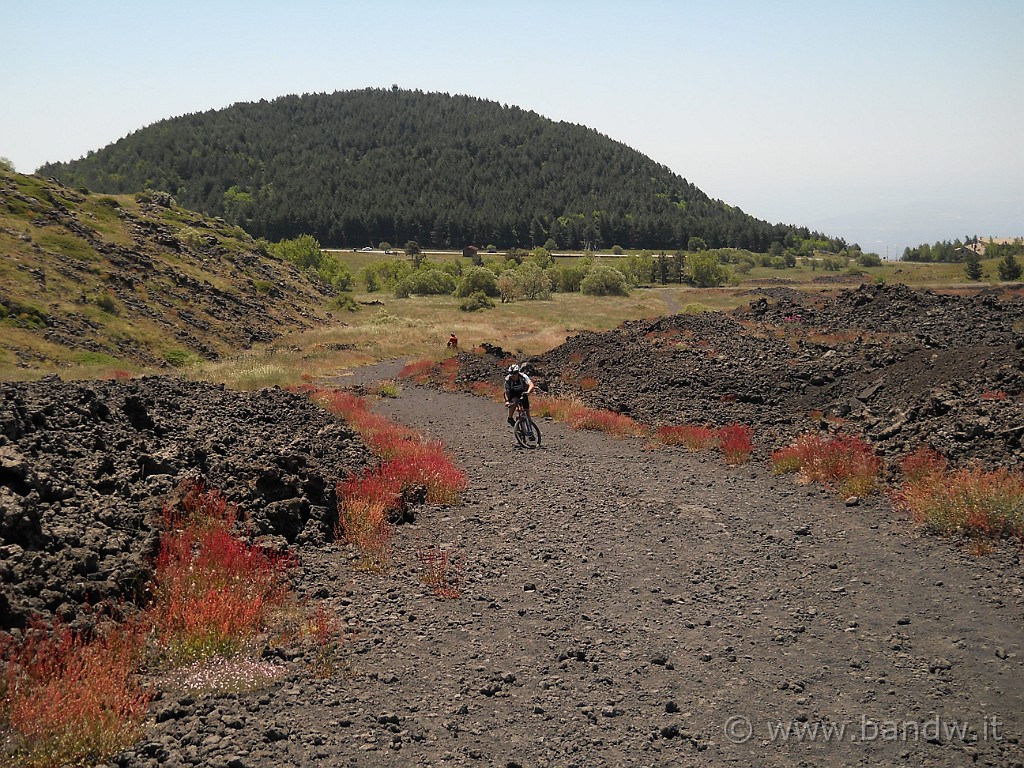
[39,88,832,252]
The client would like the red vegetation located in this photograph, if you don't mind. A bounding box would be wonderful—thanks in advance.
[0,618,150,768]
[397,359,437,385]
[417,546,465,599]
[531,395,646,437]
[718,423,754,465]
[151,481,294,662]
[981,390,1009,401]
[771,432,882,496]
[653,423,753,464]
[655,424,718,451]
[894,447,1024,541]
[299,385,467,566]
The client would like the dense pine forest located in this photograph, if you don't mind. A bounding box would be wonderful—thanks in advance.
[39,88,838,252]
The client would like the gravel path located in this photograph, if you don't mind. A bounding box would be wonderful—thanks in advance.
[128,366,1024,768]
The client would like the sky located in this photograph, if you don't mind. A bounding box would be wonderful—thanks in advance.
[3,0,1022,257]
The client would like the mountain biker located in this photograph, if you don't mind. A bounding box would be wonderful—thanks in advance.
[504,364,535,426]
[447,333,458,349]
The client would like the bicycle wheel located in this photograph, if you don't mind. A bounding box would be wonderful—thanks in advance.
[515,415,541,449]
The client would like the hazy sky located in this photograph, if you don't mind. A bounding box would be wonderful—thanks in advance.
[3,0,1021,256]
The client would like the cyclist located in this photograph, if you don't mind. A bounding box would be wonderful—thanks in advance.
[504,364,535,426]
[447,333,458,349]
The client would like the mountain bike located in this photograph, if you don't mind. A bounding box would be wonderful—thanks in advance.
[512,401,541,449]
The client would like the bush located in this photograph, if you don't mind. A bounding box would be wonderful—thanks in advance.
[164,349,201,368]
[550,260,592,292]
[394,268,457,297]
[528,247,553,268]
[152,482,294,662]
[580,265,629,296]
[363,260,412,292]
[459,290,495,312]
[718,423,753,464]
[454,266,499,297]
[94,293,119,314]
[517,262,552,300]
[328,293,360,312]
[272,235,316,267]
[497,272,521,302]
[687,252,728,287]
[317,252,353,290]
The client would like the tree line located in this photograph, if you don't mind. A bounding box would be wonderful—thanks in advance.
[38,88,843,253]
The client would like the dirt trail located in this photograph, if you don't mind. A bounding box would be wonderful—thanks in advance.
[131,368,1023,768]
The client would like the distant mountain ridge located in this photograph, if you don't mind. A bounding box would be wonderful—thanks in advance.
[39,88,835,252]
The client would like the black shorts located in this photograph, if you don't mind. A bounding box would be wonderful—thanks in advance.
[508,393,530,410]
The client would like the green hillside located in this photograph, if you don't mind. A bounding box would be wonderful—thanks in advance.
[0,169,335,375]
[38,88,839,253]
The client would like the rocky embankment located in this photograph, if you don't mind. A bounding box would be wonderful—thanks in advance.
[0,376,368,632]
[455,283,1024,469]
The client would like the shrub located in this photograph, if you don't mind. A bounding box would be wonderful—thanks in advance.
[305,386,467,558]
[496,272,522,302]
[328,293,360,312]
[566,407,646,437]
[516,262,552,300]
[899,445,948,482]
[397,359,436,383]
[94,293,118,314]
[362,260,412,292]
[163,349,201,368]
[687,252,728,287]
[469,381,505,401]
[771,432,882,496]
[981,390,1009,401]
[336,479,395,571]
[267,233,322,269]
[316,252,354,290]
[580,265,629,296]
[459,290,495,312]
[997,253,1022,281]
[394,268,457,297]
[533,395,646,438]
[550,261,592,293]
[454,266,499,297]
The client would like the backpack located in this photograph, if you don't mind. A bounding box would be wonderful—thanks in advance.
[506,373,525,395]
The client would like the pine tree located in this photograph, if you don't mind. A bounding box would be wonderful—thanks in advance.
[964,253,983,281]
[997,253,1022,281]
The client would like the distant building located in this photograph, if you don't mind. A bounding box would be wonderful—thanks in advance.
[462,245,479,259]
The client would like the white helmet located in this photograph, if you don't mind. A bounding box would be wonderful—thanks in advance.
[508,364,520,373]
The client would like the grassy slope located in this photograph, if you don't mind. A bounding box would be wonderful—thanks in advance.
[0,170,335,379]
